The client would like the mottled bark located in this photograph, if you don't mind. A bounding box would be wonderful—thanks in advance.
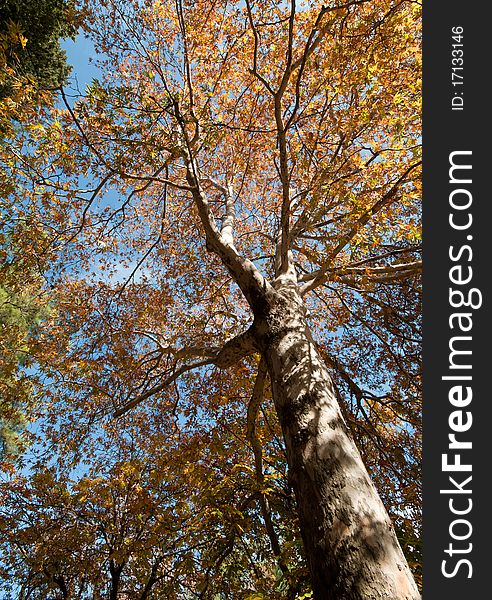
[186,125,419,598]
[255,286,420,600]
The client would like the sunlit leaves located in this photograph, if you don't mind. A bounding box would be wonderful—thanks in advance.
[1,0,421,595]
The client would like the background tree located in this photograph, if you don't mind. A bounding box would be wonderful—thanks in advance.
[0,0,76,456]
[0,403,311,599]
[0,158,56,458]
[0,0,76,102]
[0,265,48,457]
[0,0,422,597]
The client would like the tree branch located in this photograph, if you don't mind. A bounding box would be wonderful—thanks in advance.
[184,153,273,312]
[300,160,422,293]
[246,359,290,577]
[113,328,257,417]
[59,86,191,192]
[245,0,275,94]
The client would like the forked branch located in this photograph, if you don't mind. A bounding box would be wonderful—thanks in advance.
[113,328,257,417]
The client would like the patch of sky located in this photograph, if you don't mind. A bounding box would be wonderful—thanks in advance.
[62,33,101,94]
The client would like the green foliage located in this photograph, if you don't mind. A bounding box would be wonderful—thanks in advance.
[0,0,70,453]
[0,273,49,457]
[0,0,77,101]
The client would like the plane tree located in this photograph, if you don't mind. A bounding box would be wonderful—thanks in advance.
[1,0,422,597]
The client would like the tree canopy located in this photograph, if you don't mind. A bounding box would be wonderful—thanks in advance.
[0,0,422,597]
[0,0,76,456]
[0,0,76,93]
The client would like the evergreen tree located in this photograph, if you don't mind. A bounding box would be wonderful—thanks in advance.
[0,273,48,457]
[0,0,76,99]
[0,0,73,454]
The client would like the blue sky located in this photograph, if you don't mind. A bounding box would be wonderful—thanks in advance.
[61,34,154,286]
[63,33,100,92]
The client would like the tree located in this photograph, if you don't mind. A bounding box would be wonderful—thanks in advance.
[0,0,76,99]
[1,0,422,597]
[0,0,76,455]
[0,270,48,457]
[1,401,312,598]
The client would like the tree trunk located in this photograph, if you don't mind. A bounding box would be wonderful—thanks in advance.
[109,560,123,600]
[255,285,420,600]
